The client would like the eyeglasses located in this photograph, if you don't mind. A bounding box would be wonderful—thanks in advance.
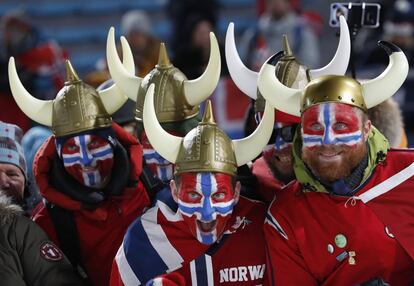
[269,125,297,144]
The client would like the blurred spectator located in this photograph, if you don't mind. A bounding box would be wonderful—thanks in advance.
[173,13,228,79]
[167,0,218,54]
[0,9,67,132]
[87,10,160,87]
[21,125,52,211]
[241,0,321,70]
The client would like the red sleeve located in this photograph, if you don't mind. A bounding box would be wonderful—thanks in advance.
[110,259,125,286]
[264,204,317,285]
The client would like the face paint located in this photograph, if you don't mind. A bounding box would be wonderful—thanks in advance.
[301,103,367,182]
[61,134,114,188]
[177,173,235,245]
[301,103,362,148]
[141,131,174,182]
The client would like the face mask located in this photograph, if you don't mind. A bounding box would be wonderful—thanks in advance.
[61,134,114,188]
[301,103,362,149]
[177,172,235,245]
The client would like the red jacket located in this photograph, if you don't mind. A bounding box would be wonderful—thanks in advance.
[264,149,414,285]
[32,123,150,286]
[252,157,285,203]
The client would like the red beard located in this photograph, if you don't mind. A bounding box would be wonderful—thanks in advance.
[263,144,295,181]
[302,142,367,182]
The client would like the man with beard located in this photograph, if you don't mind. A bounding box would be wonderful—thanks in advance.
[8,56,151,286]
[110,85,274,285]
[257,41,414,285]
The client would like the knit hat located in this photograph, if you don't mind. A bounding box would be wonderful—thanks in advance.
[0,121,27,178]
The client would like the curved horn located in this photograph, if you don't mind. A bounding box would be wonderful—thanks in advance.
[143,84,183,163]
[233,100,274,166]
[362,41,409,108]
[183,32,221,106]
[106,27,142,102]
[309,15,350,78]
[225,22,258,100]
[8,57,53,126]
[99,37,136,114]
[257,53,302,116]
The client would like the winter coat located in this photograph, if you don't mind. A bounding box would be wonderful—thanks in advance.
[0,194,82,286]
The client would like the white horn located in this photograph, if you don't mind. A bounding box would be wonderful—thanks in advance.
[233,100,274,166]
[143,83,183,163]
[257,53,302,116]
[362,41,409,109]
[309,15,350,78]
[106,27,142,102]
[183,32,221,106]
[8,57,53,126]
[225,22,258,100]
[99,37,135,114]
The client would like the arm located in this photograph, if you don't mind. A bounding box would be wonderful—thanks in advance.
[264,208,317,285]
[15,216,82,286]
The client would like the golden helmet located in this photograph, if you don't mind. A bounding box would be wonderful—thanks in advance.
[8,41,134,137]
[257,41,408,116]
[142,83,275,176]
[106,27,221,123]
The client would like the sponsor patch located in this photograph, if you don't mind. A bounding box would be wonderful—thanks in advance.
[40,241,63,262]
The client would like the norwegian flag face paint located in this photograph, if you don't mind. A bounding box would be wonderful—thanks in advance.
[140,131,174,183]
[178,173,235,245]
[302,103,362,148]
[61,135,114,188]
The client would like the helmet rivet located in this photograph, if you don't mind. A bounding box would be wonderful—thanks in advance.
[204,160,210,166]
[338,96,342,100]
[70,101,77,106]
[74,122,81,127]
[203,139,210,144]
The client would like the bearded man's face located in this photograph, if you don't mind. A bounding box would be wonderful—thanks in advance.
[301,103,370,182]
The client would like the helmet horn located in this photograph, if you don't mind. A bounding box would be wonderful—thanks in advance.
[257,53,302,116]
[99,36,135,114]
[8,57,53,126]
[309,15,350,78]
[225,22,258,100]
[233,99,275,166]
[142,83,183,163]
[362,41,409,108]
[106,27,143,102]
[183,32,221,106]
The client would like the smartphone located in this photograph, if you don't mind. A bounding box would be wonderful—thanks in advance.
[329,2,381,28]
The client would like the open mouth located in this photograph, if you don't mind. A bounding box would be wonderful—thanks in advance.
[197,220,217,233]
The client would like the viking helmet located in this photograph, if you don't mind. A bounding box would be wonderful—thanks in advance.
[107,27,221,123]
[8,40,134,137]
[142,83,275,176]
[257,41,409,116]
[225,15,351,108]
